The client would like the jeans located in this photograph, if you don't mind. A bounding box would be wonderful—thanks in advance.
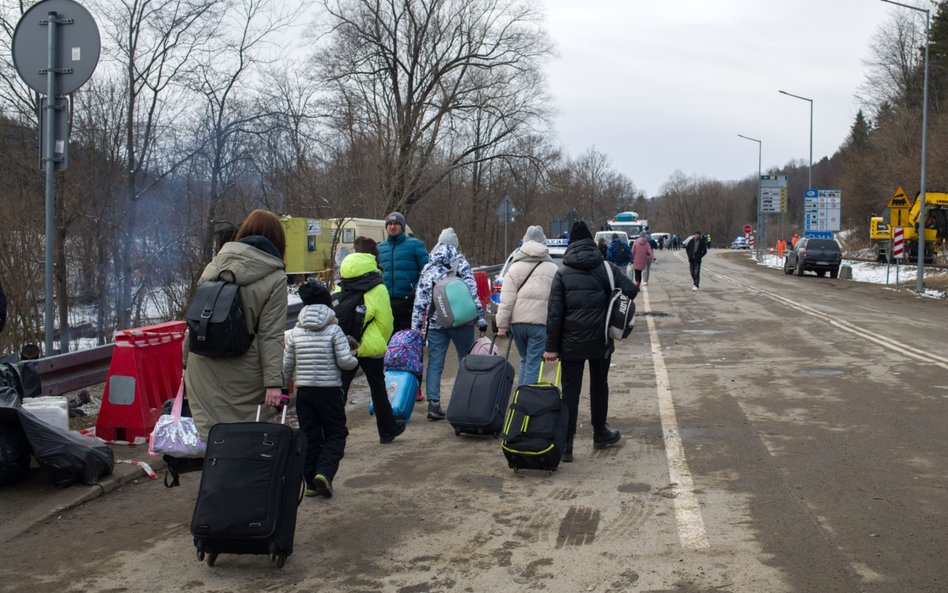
[296,385,348,484]
[689,259,702,287]
[425,325,475,402]
[511,323,546,385]
[560,357,611,438]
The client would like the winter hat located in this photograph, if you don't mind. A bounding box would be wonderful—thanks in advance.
[298,280,333,307]
[522,225,547,244]
[385,212,406,229]
[438,227,459,248]
[640,231,649,238]
[568,221,592,244]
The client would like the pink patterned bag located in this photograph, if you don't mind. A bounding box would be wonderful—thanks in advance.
[149,381,206,458]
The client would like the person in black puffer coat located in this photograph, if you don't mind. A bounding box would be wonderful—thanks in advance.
[544,221,638,462]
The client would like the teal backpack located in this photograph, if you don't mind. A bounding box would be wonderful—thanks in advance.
[431,266,477,328]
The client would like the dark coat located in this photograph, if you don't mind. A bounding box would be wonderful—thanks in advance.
[685,235,708,262]
[545,239,638,361]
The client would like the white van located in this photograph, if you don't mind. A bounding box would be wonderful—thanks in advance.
[596,231,629,246]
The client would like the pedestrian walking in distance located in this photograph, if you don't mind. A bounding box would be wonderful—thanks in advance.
[683,231,708,291]
[631,231,655,287]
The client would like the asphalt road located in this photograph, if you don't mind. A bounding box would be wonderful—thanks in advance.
[2,249,946,593]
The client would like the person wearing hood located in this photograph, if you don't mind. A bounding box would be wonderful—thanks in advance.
[606,233,632,276]
[631,232,656,287]
[378,211,429,333]
[336,237,406,445]
[495,225,558,386]
[284,280,359,498]
[544,221,638,462]
[411,228,487,420]
[183,209,289,439]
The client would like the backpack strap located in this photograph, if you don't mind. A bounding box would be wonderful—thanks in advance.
[196,282,227,342]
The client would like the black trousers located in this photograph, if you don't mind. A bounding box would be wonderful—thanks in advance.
[560,357,610,438]
[689,259,702,287]
[390,296,414,333]
[295,385,348,484]
[341,356,399,437]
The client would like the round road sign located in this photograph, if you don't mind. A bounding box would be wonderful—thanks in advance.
[12,0,100,95]
[743,224,753,234]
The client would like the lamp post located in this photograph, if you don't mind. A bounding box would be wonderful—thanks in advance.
[778,90,813,191]
[882,0,930,293]
[738,134,762,260]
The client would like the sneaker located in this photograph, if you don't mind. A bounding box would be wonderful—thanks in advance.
[380,419,407,444]
[313,473,333,498]
[304,484,319,497]
[692,285,698,291]
[593,425,621,449]
[426,401,446,420]
[643,281,648,286]
[561,436,574,463]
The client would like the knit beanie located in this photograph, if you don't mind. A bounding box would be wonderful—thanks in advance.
[385,212,406,229]
[569,221,592,244]
[438,227,459,248]
[298,280,333,307]
[522,225,547,244]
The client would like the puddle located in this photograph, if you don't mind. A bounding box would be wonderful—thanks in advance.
[797,369,845,376]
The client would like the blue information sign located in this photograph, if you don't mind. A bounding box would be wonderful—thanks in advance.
[804,231,833,239]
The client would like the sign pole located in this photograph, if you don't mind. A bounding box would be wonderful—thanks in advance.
[43,10,59,356]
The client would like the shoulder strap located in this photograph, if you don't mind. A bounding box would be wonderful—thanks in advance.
[516,262,542,291]
[602,261,616,291]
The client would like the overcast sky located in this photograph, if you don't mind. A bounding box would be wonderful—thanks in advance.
[542,0,903,196]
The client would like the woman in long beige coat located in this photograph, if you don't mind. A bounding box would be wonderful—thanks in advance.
[495,226,558,386]
[183,210,288,439]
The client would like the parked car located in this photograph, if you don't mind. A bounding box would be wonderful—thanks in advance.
[783,237,842,278]
[730,236,750,249]
[489,239,567,330]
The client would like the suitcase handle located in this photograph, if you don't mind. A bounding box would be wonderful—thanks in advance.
[536,361,561,387]
[255,395,291,424]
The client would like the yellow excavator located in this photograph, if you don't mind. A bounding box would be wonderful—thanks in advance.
[869,187,948,263]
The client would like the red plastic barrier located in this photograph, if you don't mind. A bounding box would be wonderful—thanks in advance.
[474,271,491,312]
[95,321,185,443]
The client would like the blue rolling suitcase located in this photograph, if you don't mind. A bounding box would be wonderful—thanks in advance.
[369,370,418,422]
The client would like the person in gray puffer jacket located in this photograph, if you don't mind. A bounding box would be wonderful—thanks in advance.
[284,282,358,498]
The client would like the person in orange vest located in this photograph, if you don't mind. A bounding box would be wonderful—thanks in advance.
[791,233,800,248]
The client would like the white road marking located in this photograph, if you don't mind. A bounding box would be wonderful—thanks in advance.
[714,271,948,371]
[642,287,710,549]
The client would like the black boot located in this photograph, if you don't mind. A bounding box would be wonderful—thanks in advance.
[427,401,446,420]
[593,425,621,449]
[380,419,407,444]
[562,436,574,463]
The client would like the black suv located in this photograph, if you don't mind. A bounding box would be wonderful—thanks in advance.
[783,237,842,278]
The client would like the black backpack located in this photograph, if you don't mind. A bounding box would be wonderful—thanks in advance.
[331,290,367,343]
[186,271,254,358]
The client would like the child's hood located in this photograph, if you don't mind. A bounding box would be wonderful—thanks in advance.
[298,304,335,331]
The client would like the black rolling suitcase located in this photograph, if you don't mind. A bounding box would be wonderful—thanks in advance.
[190,404,306,568]
[501,362,569,473]
[446,337,515,437]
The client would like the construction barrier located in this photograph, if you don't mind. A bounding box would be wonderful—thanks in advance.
[95,321,185,443]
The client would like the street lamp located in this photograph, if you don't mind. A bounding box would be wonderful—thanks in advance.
[778,90,813,191]
[738,134,762,260]
[882,0,930,293]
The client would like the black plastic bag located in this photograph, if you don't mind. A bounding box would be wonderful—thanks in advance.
[0,404,30,486]
[17,407,114,488]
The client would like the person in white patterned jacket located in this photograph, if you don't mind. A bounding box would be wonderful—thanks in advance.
[410,228,487,420]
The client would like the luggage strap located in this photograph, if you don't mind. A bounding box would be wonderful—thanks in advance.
[536,361,561,387]
[509,400,561,417]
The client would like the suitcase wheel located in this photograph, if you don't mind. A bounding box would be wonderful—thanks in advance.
[206,553,218,567]
[454,428,461,436]
[276,554,287,568]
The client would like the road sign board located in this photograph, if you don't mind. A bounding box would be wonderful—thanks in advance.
[743,224,752,234]
[12,0,101,95]
[887,187,911,209]
[496,195,516,223]
[893,227,905,259]
[760,176,788,213]
[804,189,842,233]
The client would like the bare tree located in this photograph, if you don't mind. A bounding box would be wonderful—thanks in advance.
[314,0,554,215]
[101,0,225,329]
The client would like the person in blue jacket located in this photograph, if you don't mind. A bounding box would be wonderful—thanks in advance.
[606,234,632,277]
[378,212,429,333]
